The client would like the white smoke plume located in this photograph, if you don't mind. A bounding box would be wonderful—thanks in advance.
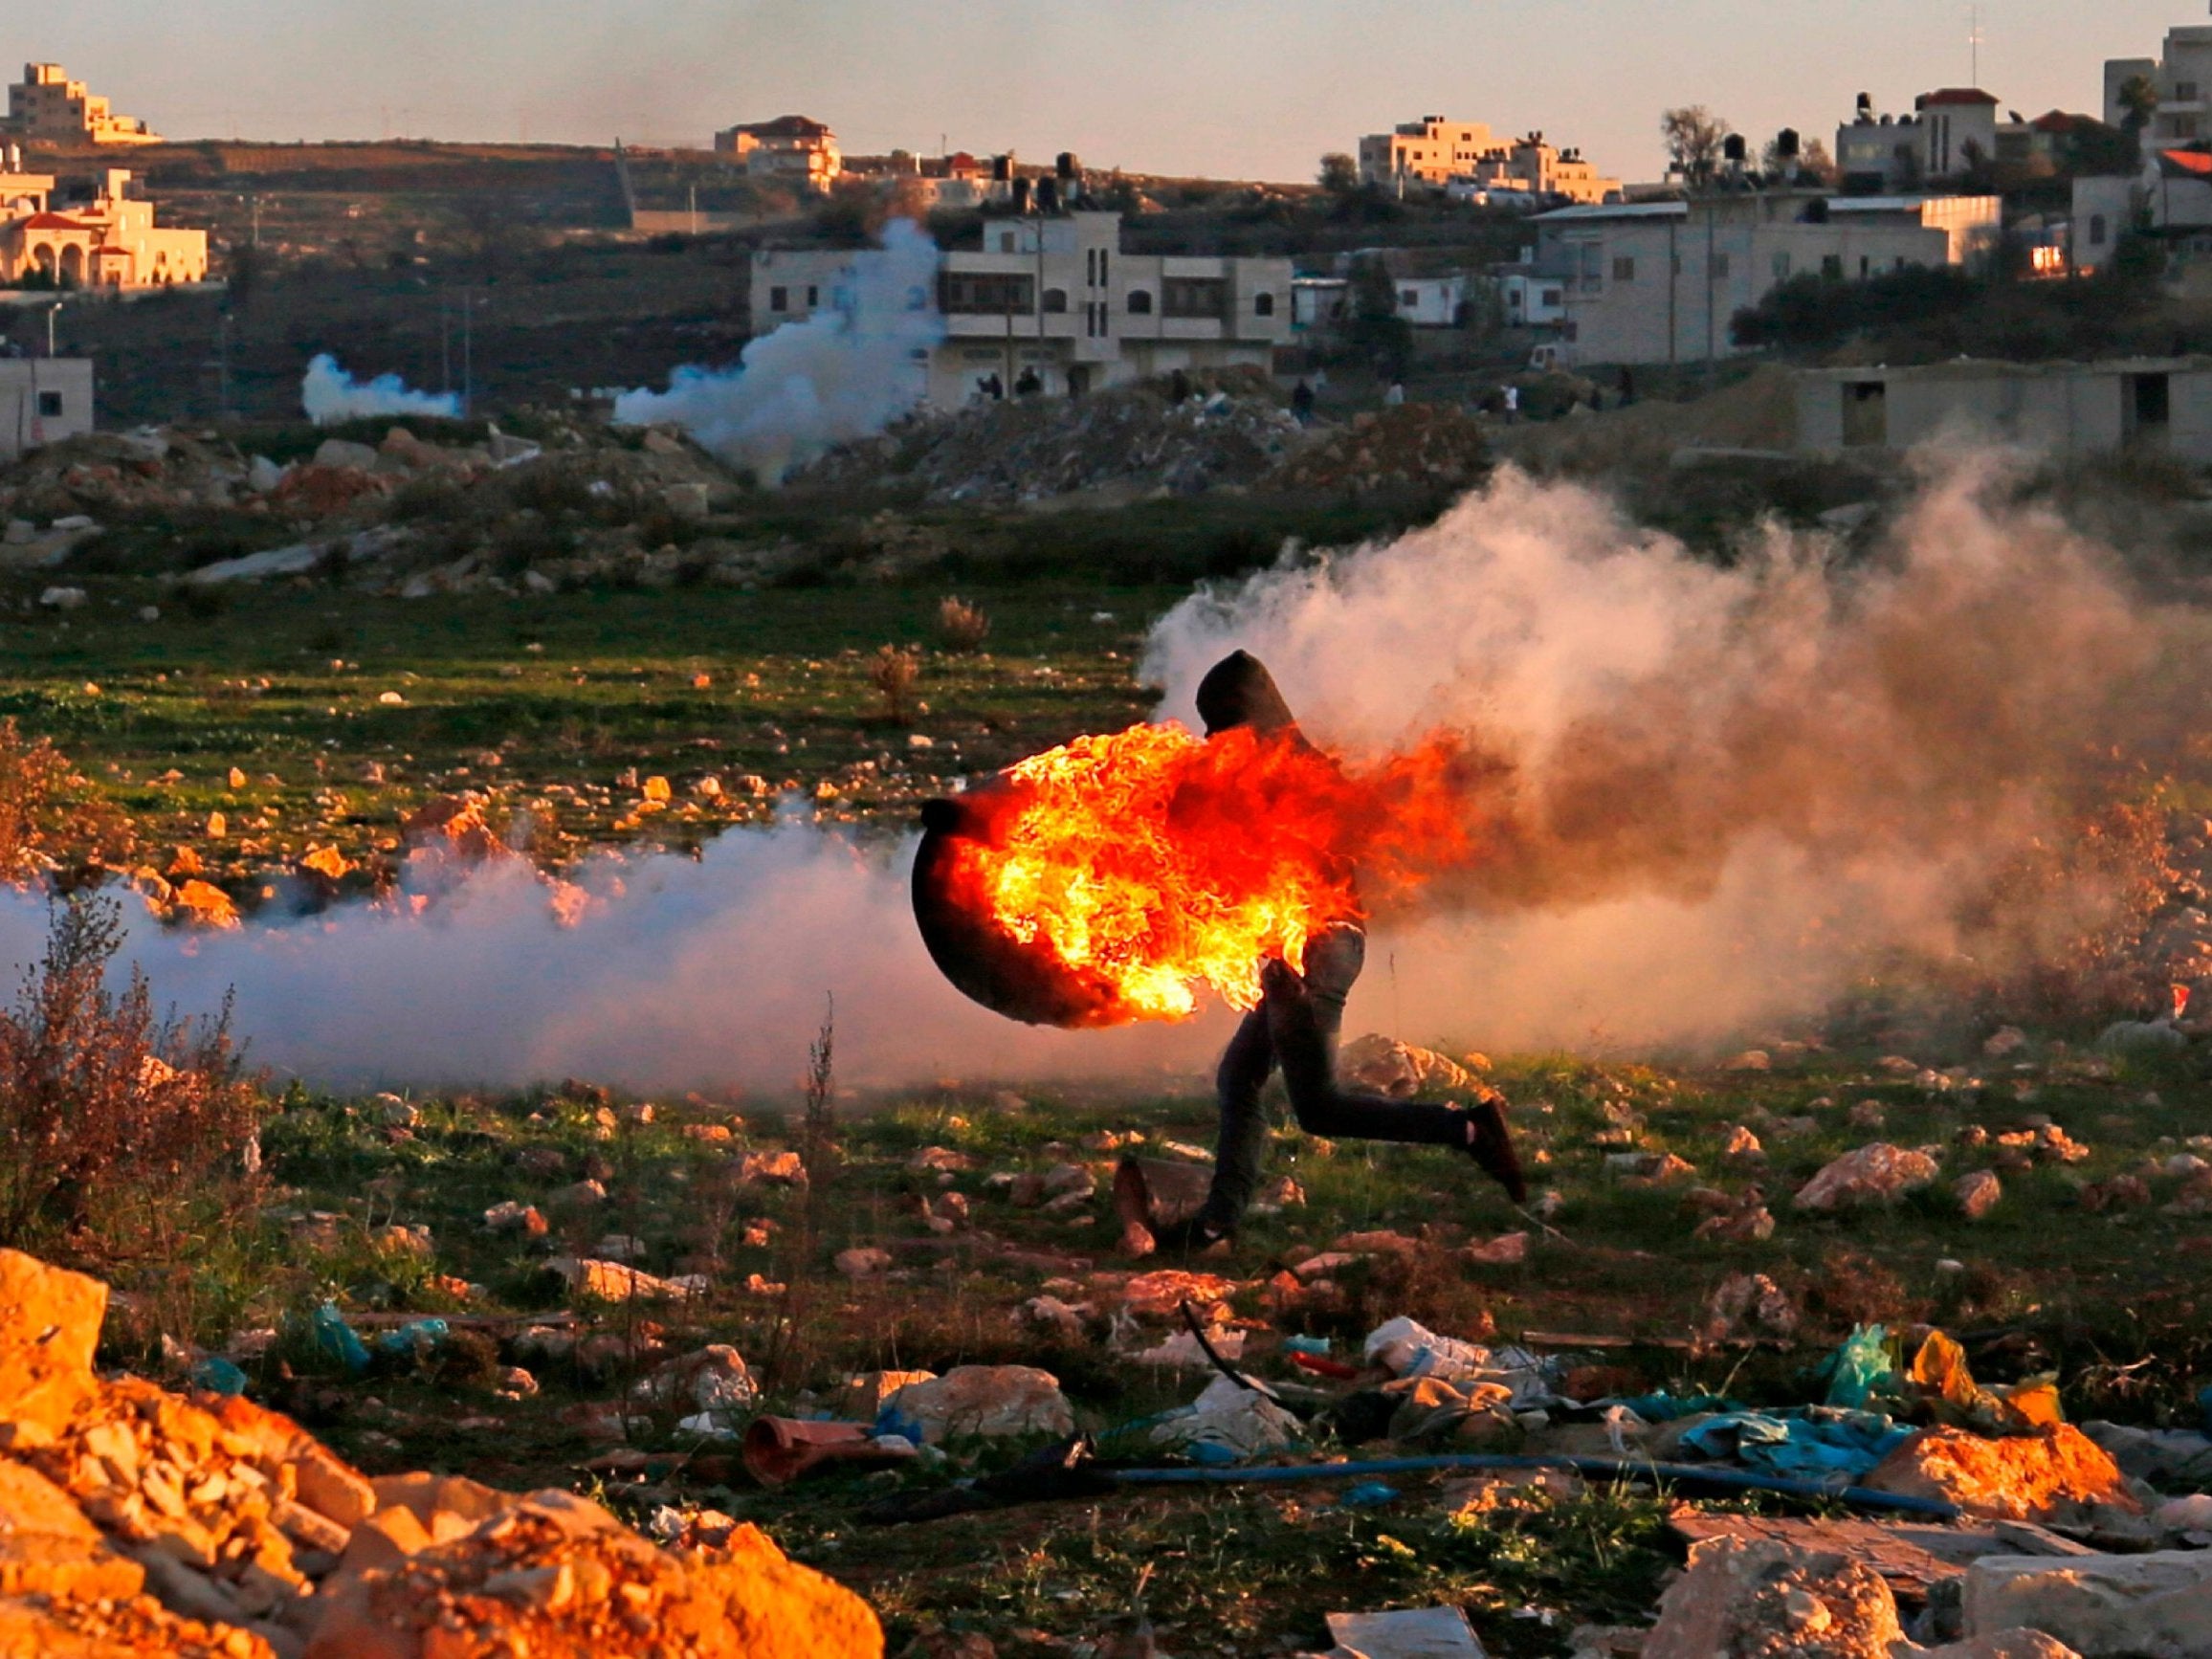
[1141,455,2197,1054]
[300,354,462,427]
[0,827,1220,1099]
[612,219,942,484]
[0,456,2195,1095]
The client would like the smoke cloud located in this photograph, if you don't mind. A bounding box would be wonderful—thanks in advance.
[612,219,942,484]
[300,354,462,427]
[0,825,1221,1099]
[2,455,2196,1094]
[1142,455,2195,1052]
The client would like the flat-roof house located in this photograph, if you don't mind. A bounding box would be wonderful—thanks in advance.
[714,116,841,190]
[1798,357,2212,461]
[750,212,1293,407]
[1,357,93,460]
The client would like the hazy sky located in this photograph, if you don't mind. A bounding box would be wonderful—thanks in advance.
[25,2,2210,182]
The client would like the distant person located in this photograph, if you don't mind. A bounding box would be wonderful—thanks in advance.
[980,373,1004,402]
[1290,379,1316,425]
[1382,381,1405,407]
[1619,367,1636,406]
[1503,384,1520,423]
[1014,366,1042,397]
[1169,368,1193,404]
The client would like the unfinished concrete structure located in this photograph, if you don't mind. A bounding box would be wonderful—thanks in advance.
[1796,358,2212,460]
[0,357,93,460]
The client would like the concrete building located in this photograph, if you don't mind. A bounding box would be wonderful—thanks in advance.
[1530,190,2000,367]
[0,167,209,289]
[2106,24,2212,144]
[1497,268,1568,329]
[1389,273,1469,326]
[1358,117,1619,204]
[0,357,92,461]
[1797,357,2212,460]
[1835,89,2043,190]
[749,212,1292,406]
[2,64,158,146]
[713,116,840,189]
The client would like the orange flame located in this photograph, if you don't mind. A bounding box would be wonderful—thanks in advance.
[940,721,1487,1025]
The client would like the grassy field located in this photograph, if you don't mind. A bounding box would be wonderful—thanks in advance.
[8,574,2212,1655]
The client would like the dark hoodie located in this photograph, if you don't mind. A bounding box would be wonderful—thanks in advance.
[1195,650,1298,738]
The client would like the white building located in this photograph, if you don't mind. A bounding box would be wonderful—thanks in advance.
[1390,274,1469,326]
[750,212,1293,406]
[1498,269,1567,329]
[1529,191,2001,367]
[713,116,841,190]
[2107,24,2212,144]
[1,357,93,461]
[1358,117,1620,204]
[1798,358,2212,460]
[2,64,158,146]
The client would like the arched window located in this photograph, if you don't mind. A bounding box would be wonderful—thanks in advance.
[1126,289,1153,315]
[1042,288,1069,313]
[1254,292,1276,317]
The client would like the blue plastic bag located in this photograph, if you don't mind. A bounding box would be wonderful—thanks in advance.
[1820,1324,1895,1410]
[188,1356,249,1396]
[373,1317,451,1360]
[1680,1407,1912,1480]
[1340,1482,1401,1508]
[311,1302,370,1378]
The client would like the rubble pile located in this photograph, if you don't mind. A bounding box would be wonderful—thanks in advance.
[0,1250,881,1658]
[791,386,1310,504]
[1259,403,1492,495]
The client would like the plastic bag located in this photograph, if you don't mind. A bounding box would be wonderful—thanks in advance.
[311,1301,370,1378]
[1820,1323,1894,1409]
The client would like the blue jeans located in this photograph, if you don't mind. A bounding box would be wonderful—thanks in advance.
[1200,923,1470,1231]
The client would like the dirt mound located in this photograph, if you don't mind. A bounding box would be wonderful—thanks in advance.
[1259,402,1491,495]
[792,385,1309,505]
[1497,365,1803,476]
[0,1249,880,1658]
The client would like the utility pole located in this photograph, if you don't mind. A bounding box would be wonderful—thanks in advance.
[1968,4,1983,86]
[216,313,232,418]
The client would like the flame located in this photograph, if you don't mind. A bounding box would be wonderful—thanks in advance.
[940,721,1488,1024]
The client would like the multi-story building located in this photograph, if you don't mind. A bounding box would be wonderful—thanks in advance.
[0,166,209,289]
[1357,116,1620,204]
[712,116,841,189]
[2107,24,2212,144]
[1836,89,2033,189]
[1,357,93,461]
[1529,190,2000,367]
[2,64,159,146]
[749,211,1292,406]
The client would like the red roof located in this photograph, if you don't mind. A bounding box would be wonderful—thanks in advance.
[2160,148,2212,177]
[1916,88,2000,108]
[14,211,95,231]
[732,115,831,141]
[2030,109,2090,134]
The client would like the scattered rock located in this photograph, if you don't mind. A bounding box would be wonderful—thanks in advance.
[1795,1143,1941,1212]
[1955,1170,2003,1221]
[881,1367,1074,1444]
[1964,1549,2212,1658]
[1864,1426,2139,1522]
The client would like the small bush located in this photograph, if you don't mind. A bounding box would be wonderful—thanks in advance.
[0,719,134,885]
[0,896,260,1260]
[935,595,991,652]
[867,645,922,725]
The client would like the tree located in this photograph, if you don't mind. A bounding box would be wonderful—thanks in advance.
[1662,106,1733,188]
[2117,73,2158,141]
[1318,152,1360,194]
[1343,254,1412,379]
[1799,138,1840,188]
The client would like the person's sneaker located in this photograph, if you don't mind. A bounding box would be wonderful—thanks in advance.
[1149,1214,1234,1256]
[1463,1097,1527,1205]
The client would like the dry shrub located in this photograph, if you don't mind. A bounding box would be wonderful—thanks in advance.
[0,719,134,886]
[868,644,921,725]
[0,896,260,1262]
[936,595,991,653]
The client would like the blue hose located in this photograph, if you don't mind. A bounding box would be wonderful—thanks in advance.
[1109,1453,1961,1519]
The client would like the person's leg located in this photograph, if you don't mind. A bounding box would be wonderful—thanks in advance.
[1265,947,1526,1201]
[1190,1006,1275,1233]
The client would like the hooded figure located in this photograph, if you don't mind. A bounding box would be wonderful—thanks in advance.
[1117,652,1525,1253]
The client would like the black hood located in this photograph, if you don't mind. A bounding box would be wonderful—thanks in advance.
[1195,651,1297,737]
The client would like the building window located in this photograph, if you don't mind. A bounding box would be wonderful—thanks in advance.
[1254,292,1275,317]
[806,286,818,307]
[1401,288,1420,308]
[37,390,63,418]
[1821,254,1844,279]
[1860,256,1870,278]
[2090,213,2109,247]
[1042,287,1068,313]
[768,286,788,312]
[2179,80,2201,101]
[938,272,1036,314]
[1540,287,1561,307]
[1098,252,1108,285]
[1127,289,1153,314]
[1772,253,1792,281]
[1085,250,1096,284]
[1562,321,1579,342]
[1161,276,1228,319]
[1712,253,1731,279]
[1612,256,1635,281]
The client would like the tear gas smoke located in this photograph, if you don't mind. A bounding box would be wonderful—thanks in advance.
[300,354,462,427]
[1142,455,2197,1051]
[612,219,942,484]
[3,455,2196,1093]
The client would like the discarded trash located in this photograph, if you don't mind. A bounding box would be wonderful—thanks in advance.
[1678,1409,1912,1480]
[310,1299,371,1378]
[741,1417,918,1486]
[1146,1374,1302,1463]
[1339,1481,1401,1508]
[1323,1604,1487,1659]
[187,1355,248,1396]
[373,1316,451,1361]
[1818,1323,1896,1409]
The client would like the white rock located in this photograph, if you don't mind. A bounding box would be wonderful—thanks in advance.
[1964,1550,2212,1657]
